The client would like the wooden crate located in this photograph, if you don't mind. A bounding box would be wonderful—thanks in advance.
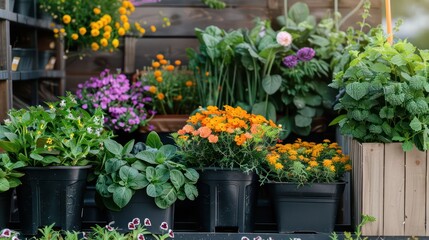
[344,137,428,236]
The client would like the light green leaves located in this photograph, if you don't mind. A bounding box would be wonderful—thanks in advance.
[346,82,370,101]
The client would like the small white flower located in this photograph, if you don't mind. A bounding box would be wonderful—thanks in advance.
[4,119,11,125]
[276,31,293,47]
[87,127,93,134]
[95,129,101,137]
[59,100,66,107]
[67,113,74,119]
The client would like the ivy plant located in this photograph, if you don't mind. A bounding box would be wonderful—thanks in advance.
[330,26,429,151]
[96,131,199,210]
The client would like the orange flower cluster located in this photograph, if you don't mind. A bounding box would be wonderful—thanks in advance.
[178,105,279,146]
[173,105,281,171]
[137,54,198,115]
[264,139,351,184]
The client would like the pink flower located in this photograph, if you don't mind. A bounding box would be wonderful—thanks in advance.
[137,233,145,240]
[128,222,136,230]
[168,229,174,238]
[132,217,141,225]
[276,31,292,47]
[160,222,168,230]
[208,134,219,143]
[144,218,152,226]
[1,229,11,237]
[198,126,212,138]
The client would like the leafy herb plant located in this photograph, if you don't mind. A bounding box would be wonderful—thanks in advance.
[96,131,199,210]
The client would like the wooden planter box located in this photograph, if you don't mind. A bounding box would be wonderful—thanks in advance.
[344,137,428,236]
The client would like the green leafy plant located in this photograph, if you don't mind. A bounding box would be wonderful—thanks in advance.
[96,131,199,210]
[0,154,24,192]
[330,24,429,151]
[0,92,112,167]
[330,215,376,240]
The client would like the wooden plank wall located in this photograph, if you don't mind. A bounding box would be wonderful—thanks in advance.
[65,0,382,93]
[351,139,429,236]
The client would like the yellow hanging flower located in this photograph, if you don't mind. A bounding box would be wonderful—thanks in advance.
[62,15,71,24]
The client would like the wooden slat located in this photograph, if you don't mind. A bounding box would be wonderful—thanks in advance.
[405,148,426,235]
[135,0,267,7]
[351,138,363,227]
[383,143,405,236]
[0,80,8,122]
[361,142,384,236]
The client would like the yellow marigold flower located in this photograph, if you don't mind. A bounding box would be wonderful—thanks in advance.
[93,7,101,14]
[289,155,297,161]
[150,25,156,32]
[103,14,112,24]
[266,153,279,165]
[115,22,120,29]
[118,27,126,36]
[71,33,78,40]
[152,62,160,68]
[174,60,181,66]
[323,159,333,167]
[336,149,342,154]
[274,163,283,170]
[90,22,99,30]
[186,81,193,87]
[79,27,87,35]
[60,28,65,33]
[323,139,331,143]
[156,77,163,83]
[179,135,189,141]
[96,20,104,28]
[139,28,146,34]
[154,70,162,77]
[103,31,111,39]
[149,86,157,93]
[53,28,59,33]
[122,0,131,8]
[119,7,127,15]
[112,39,119,48]
[309,161,318,167]
[91,29,100,37]
[160,59,168,65]
[104,25,112,32]
[166,65,175,71]
[91,42,100,51]
[345,164,352,171]
[156,54,164,60]
[123,22,131,31]
[329,165,336,172]
[100,38,108,47]
[62,14,71,24]
[120,15,128,23]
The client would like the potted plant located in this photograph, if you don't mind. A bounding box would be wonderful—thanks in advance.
[329,19,429,235]
[172,105,281,232]
[260,139,351,233]
[76,69,154,143]
[95,131,199,233]
[0,92,112,235]
[0,154,24,229]
[136,53,198,139]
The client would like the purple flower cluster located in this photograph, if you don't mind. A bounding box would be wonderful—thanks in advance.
[76,69,154,132]
[282,47,316,68]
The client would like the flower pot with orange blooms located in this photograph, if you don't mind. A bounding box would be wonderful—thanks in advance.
[172,105,281,232]
[261,139,352,233]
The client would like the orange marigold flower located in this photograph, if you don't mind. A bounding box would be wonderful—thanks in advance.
[79,27,87,35]
[208,134,219,143]
[179,135,189,140]
[71,33,78,40]
[174,95,183,101]
[174,60,181,66]
[91,42,100,51]
[156,77,163,83]
[152,62,160,68]
[150,25,156,32]
[62,15,71,24]
[177,129,186,135]
[160,59,168,65]
[323,159,332,167]
[309,161,318,167]
[166,65,175,71]
[149,86,157,93]
[156,54,164,60]
[93,7,101,14]
[183,125,194,133]
[91,29,100,37]
[205,71,210,77]
[157,93,165,100]
[185,81,193,87]
[198,126,212,138]
[274,163,283,170]
[345,164,352,171]
[154,70,162,77]
[329,165,336,172]
[118,7,127,15]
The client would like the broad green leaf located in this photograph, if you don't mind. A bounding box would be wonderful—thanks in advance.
[8,178,21,188]
[170,170,185,190]
[103,139,123,156]
[159,145,177,160]
[146,167,155,182]
[289,2,310,24]
[41,156,60,165]
[295,114,312,128]
[391,54,406,66]
[146,183,158,197]
[122,140,135,156]
[410,117,422,132]
[262,75,282,95]
[402,141,414,152]
[297,107,316,118]
[184,169,199,183]
[372,63,391,73]
[0,178,10,192]
[329,114,347,126]
[113,186,133,208]
[293,96,306,109]
[30,153,43,161]
[135,151,157,164]
[346,82,369,101]
[128,173,148,190]
[119,166,138,183]
[146,131,163,149]
[303,94,322,107]
[155,165,169,183]
[105,158,127,174]
[184,183,198,201]
[420,49,429,62]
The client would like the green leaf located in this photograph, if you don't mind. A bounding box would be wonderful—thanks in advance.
[0,140,20,153]
[297,107,316,118]
[0,178,10,192]
[159,145,177,160]
[4,132,18,142]
[303,94,322,107]
[41,156,60,165]
[410,117,422,132]
[119,166,138,183]
[184,183,199,201]
[112,186,133,208]
[289,2,310,24]
[170,169,185,190]
[391,54,406,66]
[104,139,123,156]
[146,183,158,197]
[372,63,391,73]
[346,82,369,101]
[295,114,312,128]
[252,102,276,122]
[262,75,282,95]
[184,169,199,183]
[146,131,163,149]
[122,140,135,156]
[420,49,429,62]
[402,141,414,152]
[329,114,347,126]
[128,173,148,190]
[146,167,155,182]
[30,153,43,161]
[135,151,157,164]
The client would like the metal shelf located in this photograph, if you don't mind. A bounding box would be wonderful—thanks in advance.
[0,70,8,79]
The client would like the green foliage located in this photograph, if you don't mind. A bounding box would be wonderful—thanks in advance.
[96,131,199,210]
[0,92,113,167]
[0,154,24,192]
[331,25,429,151]
[330,215,376,240]
[201,0,226,9]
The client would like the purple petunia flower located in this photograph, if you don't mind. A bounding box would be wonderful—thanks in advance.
[282,55,298,68]
[296,47,315,62]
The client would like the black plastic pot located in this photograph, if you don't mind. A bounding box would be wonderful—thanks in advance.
[16,166,91,235]
[0,190,11,228]
[13,0,34,16]
[82,183,108,228]
[107,190,174,234]
[197,168,258,233]
[267,182,345,233]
